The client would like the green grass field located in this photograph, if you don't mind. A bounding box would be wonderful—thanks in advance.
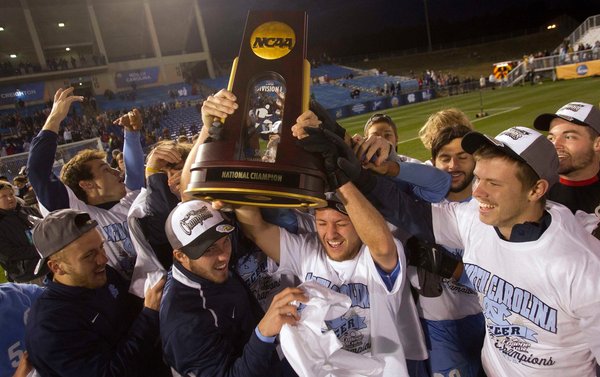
[1,76,598,285]
[338,76,600,161]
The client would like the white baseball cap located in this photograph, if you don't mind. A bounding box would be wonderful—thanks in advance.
[165,200,235,259]
[534,102,600,134]
[462,126,559,187]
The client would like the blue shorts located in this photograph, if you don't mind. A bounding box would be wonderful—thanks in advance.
[420,314,486,377]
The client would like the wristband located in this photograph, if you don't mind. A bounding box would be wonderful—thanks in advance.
[145,166,163,174]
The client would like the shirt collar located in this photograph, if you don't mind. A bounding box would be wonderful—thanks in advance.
[494,211,552,242]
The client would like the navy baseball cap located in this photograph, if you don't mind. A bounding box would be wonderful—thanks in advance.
[462,126,559,187]
[32,209,98,275]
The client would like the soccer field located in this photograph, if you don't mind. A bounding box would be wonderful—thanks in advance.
[338,76,600,161]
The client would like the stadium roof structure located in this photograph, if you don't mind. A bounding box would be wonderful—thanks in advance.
[0,0,207,66]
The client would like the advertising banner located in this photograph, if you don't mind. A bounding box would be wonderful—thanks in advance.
[0,82,45,106]
[115,67,160,88]
[555,60,600,80]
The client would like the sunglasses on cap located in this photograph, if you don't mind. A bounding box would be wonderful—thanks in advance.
[364,113,394,127]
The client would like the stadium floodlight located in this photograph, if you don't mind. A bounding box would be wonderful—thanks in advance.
[10,54,17,58]
[66,47,71,51]
[58,22,65,27]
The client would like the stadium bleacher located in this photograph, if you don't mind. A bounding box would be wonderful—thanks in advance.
[160,106,202,139]
[96,83,202,112]
[310,64,356,80]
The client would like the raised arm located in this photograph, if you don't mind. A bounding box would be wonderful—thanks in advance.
[180,90,238,201]
[337,182,398,272]
[233,206,281,263]
[27,88,83,211]
[352,134,451,203]
[113,109,145,190]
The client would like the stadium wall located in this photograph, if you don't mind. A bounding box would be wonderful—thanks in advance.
[327,88,435,119]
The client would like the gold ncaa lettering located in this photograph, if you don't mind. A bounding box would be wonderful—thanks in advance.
[250,21,296,60]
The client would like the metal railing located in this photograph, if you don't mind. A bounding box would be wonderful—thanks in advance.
[559,15,600,52]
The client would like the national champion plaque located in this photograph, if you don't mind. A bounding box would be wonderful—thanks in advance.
[186,11,327,208]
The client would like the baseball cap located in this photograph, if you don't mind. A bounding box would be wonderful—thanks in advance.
[534,102,600,134]
[32,209,98,275]
[165,200,235,260]
[323,192,348,215]
[462,126,559,187]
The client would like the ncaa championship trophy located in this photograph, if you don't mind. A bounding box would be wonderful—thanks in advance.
[186,11,327,207]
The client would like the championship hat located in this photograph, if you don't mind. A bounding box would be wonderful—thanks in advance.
[534,102,600,134]
[462,126,559,187]
[32,209,98,275]
[165,200,235,260]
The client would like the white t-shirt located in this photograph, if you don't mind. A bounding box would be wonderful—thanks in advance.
[412,199,482,322]
[278,229,409,377]
[432,200,600,376]
[41,186,140,279]
[299,211,428,361]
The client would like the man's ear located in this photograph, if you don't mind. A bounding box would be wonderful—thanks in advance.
[173,250,188,264]
[78,180,95,192]
[529,179,549,202]
[47,258,66,276]
[592,135,600,153]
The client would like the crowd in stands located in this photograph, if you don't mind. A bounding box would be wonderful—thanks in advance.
[0,54,107,78]
[556,39,600,65]
[0,97,200,159]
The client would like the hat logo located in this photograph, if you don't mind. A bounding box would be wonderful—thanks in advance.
[501,127,530,141]
[179,207,213,235]
[560,103,585,113]
[216,224,235,233]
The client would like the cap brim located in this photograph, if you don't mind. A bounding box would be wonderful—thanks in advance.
[461,131,526,164]
[181,221,235,260]
[533,113,559,131]
[33,257,48,276]
[534,113,591,131]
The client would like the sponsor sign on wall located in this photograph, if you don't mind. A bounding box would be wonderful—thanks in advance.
[0,82,45,106]
[115,67,160,88]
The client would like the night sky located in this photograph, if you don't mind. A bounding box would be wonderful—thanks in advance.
[198,0,600,60]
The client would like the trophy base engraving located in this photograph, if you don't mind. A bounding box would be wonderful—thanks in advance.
[186,163,327,208]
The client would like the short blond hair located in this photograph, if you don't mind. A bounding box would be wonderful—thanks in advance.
[419,109,473,150]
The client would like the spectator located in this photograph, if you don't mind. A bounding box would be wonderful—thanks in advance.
[160,200,307,376]
[0,180,44,283]
[109,149,121,169]
[12,175,37,207]
[27,88,145,279]
[25,209,169,377]
[63,126,72,144]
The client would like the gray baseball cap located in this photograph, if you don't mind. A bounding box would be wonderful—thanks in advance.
[165,200,235,260]
[462,126,559,187]
[534,102,600,134]
[32,209,98,275]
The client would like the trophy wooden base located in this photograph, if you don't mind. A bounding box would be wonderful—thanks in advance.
[186,167,327,208]
[186,162,327,208]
